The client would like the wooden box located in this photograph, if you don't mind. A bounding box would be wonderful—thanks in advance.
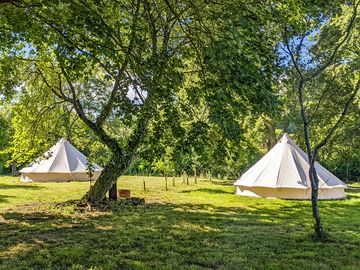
[117,189,131,198]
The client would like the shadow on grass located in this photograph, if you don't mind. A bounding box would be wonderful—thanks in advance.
[208,179,234,186]
[0,183,44,190]
[345,188,360,193]
[341,188,360,200]
[345,194,360,200]
[0,194,15,203]
[1,197,360,270]
[181,188,234,194]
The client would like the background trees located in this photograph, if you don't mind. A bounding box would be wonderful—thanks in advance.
[0,1,359,181]
[0,0,359,239]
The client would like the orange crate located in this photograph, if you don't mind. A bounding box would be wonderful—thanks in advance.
[117,189,131,198]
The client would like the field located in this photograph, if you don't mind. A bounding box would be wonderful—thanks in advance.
[0,175,359,270]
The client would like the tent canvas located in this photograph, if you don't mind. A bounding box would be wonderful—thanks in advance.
[20,138,102,182]
[234,133,347,200]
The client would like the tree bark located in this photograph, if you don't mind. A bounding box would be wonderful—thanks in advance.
[309,162,326,240]
[297,78,326,241]
[84,96,150,204]
[109,182,117,201]
[87,157,124,204]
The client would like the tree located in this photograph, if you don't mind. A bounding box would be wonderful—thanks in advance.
[1,0,199,203]
[0,0,281,203]
[279,1,360,240]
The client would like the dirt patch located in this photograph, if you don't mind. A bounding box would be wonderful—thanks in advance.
[0,215,8,224]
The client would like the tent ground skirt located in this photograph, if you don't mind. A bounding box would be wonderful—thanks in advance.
[235,186,346,200]
[20,171,101,182]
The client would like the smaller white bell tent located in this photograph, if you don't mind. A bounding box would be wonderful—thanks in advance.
[20,138,102,182]
[234,133,347,200]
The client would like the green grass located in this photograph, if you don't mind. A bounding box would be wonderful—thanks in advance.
[1,175,360,270]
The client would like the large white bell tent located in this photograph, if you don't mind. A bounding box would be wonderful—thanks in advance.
[234,133,347,200]
[20,138,102,182]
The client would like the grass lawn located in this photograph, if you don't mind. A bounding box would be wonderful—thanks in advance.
[0,175,359,270]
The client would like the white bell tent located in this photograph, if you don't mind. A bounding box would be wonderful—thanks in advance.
[20,138,102,182]
[234,133,347,200]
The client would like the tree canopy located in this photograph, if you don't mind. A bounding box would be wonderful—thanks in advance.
[0,0,359,238]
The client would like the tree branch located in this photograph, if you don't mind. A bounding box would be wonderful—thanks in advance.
[144,0,158,54]
[95,0,141,126]
[307,74,337,124]
[307,0,359,81]
[282,27,306,79]
[60,66,124,155]
[95,80,121,126]
[36,67,73,103]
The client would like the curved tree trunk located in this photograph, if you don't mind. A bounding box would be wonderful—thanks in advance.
[86,117,149,204]
[87,157,124,204]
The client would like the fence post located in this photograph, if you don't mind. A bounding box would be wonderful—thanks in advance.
[165,175,168,191]
[143,178,146,191]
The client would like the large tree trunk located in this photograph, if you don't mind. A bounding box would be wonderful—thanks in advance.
[86,117,149,204]
[87,158,123,204]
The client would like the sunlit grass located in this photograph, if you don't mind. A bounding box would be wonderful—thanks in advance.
[0,175,359,270]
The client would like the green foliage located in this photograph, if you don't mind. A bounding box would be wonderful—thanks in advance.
[7,82,110,168]
[0,107,12,173]
[0,0,359,185]
[320,112,360,181]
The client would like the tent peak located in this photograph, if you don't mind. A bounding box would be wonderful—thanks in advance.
[279,133,292,143]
